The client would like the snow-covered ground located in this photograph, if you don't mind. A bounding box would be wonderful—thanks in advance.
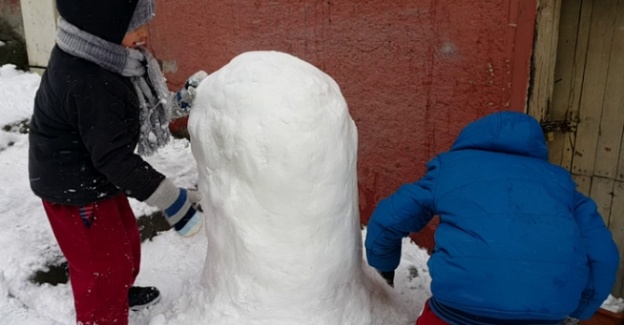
[0,64,432,324]
[5,62,624,324]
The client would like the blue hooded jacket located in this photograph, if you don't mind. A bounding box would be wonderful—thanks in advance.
[365,112,619,324]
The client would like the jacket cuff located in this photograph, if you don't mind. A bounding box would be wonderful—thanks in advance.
[145,178,179,211]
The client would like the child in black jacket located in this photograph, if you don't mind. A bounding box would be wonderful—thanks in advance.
[28,0,206,324]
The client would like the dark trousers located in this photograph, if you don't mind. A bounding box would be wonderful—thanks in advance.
[43,194,141,325]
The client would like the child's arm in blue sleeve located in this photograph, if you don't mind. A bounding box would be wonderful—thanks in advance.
[570,191,619,320]
[365,158,439,272]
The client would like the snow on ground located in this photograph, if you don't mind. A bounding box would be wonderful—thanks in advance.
[0,64,432,324]
[5,63,623,324]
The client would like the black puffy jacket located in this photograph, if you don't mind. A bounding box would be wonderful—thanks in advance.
[28,0,165,205]
[29,46,165,205]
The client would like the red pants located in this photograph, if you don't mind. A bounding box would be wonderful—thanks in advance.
[416,300,449,325]
[43,195,141,325]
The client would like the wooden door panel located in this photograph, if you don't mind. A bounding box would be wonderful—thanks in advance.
[531,0,624,295]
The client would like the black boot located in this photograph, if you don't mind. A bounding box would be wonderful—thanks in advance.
[128,286,161,311]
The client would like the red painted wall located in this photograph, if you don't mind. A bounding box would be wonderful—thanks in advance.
[150,0,536,251]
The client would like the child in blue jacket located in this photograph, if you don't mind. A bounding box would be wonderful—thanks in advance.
[365,111,619,325]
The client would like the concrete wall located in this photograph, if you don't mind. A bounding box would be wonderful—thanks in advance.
[149,1,537,236]
[19,0,56,71]
[0,0,57,71]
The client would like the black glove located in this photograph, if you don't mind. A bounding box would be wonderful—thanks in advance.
[378,270,395,287]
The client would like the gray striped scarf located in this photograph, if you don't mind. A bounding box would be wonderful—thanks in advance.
[56,17,171,156]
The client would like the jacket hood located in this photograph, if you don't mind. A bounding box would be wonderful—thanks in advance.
[450,111,549,160]
[56,0,140,44]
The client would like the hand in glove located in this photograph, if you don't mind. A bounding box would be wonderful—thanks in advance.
[378,270,395,287]
[171,70,209,118]
[145,178,203,237]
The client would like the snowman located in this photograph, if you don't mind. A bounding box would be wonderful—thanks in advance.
[187,51,408,325]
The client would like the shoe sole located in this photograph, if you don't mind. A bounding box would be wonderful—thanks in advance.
[129,294,161,311]
[180,214,203,237]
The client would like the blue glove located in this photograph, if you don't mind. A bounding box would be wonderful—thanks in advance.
[171,70,208,117]
[145,178,203,237]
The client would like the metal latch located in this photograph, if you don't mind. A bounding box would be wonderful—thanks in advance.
[540,119,578,141]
